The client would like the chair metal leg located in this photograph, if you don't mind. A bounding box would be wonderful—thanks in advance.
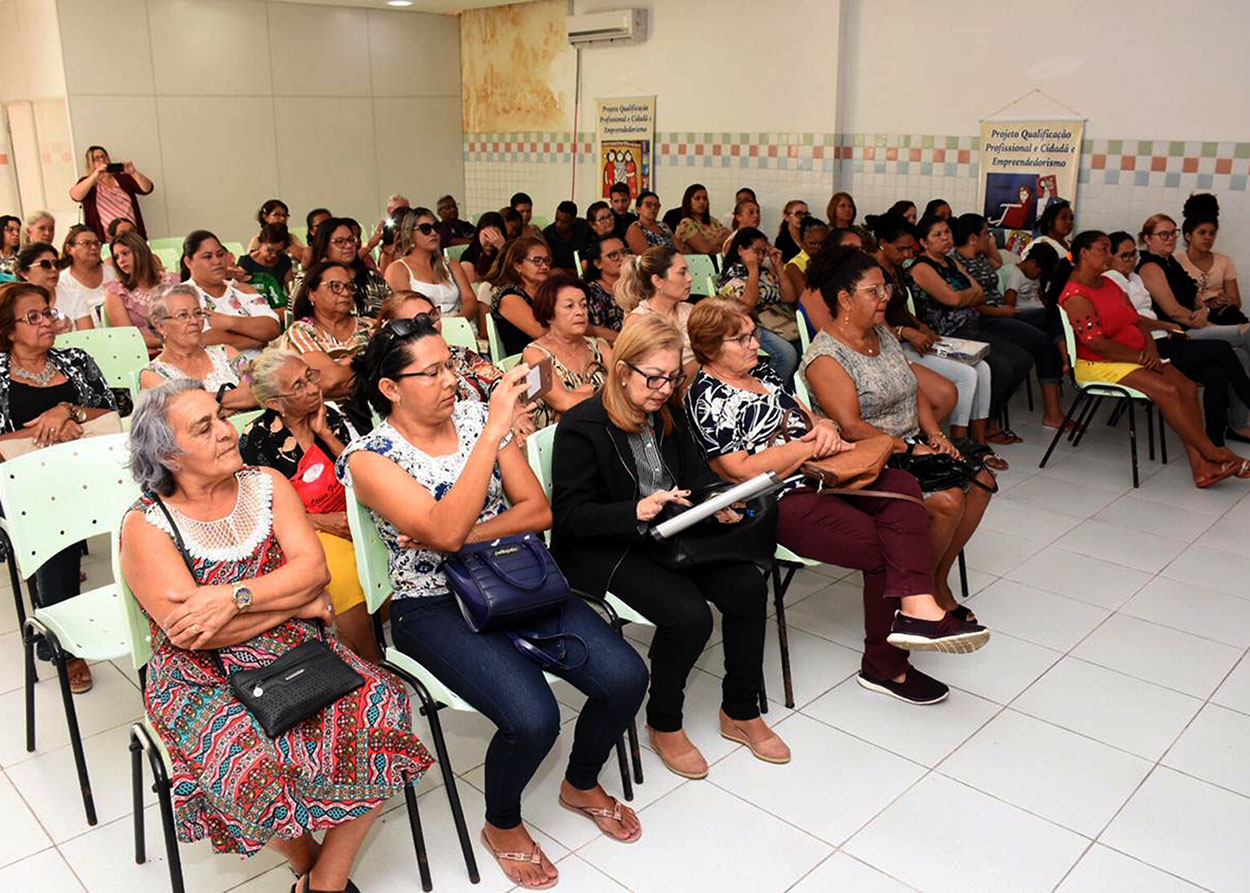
[23,628,36,753]
[147,744,186,893]
[957,550,969,599]
[614,736,633,802]
[1145,401,1156,461]
[770,564,797,709]
[403,781,433,893]
[1159,410,1168,464]
[42,626,97,825]
[626,718,643,784]
[1040,393,1084,468]
[129,728,146,864]
[1107,401,1126,427]
[1072,396,1104,447]
[1127,399,1140,488]
[1025,377,1034,411]
[414,680,479,884]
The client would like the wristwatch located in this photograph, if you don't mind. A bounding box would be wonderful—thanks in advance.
[232,585,253,613]
[58,402,86,424]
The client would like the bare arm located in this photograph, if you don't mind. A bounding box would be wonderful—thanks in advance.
[69,170,98,203]
[499,292,546,340]
[1061,293,1147,364]
[1138,264,1195,325]
[297,351,355,400]
[806,355,908,451]
[449,257,479,323]
[203,328,266,351]
[105,293,160,350]
[625,223,648,256]
[208,311,280,343]
[911,263,983,308]
[383,259,410,293]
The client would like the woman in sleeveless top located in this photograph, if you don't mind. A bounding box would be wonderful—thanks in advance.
[521,273,611,429]
[625,190,677,255]
[384,207,478,322]
[119,381,431,887]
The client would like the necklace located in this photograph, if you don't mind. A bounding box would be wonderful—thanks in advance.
[837,320,879,356]
[11,355,57,386]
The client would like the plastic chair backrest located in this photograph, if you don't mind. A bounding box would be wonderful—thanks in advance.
[501,354,523,371]
[531,216,550,231]
[288,225,308,244]
[573,250,583,274]
[55,326,149,389]
[685,254,717,292]
[147,237,182,251]
[344,484,394,615]
[794,365,813,407]
[798,312,812,353]
[221,241,245,260]
[485,311,505,364]
[229,409,263,434]
[151,246,181,274]
[445,244,468,262]
[111,530,153,669]
[906,288,917,317]
[1059,304,1078,371]
[441,316,478,351]
[526,424,558,544]
[0,434,139,580]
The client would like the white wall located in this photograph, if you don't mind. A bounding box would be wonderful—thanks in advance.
[57,0,464,243]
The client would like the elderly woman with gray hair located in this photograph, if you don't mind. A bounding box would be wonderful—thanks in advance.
[238,349,375,660]
[139,282,256,411]
[119,379,431,888]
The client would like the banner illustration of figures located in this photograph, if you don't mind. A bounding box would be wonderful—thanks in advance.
[596,96,655,199]
[978,118,1084,249]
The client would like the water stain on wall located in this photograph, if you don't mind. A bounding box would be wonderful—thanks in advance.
[460,0,574,133]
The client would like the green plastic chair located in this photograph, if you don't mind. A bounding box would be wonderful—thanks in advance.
[484,310,506,364]
[56,327,149,390]
[0,434,138,826]
[686,254,717,296]
[444,243,468,262]
[440,316,477,352]
[530,215,549,230]
[228,409,263,434]
[146,237,182,251]
[1038,305,1166,487]
[288,225,308,244]
[151,246,181,275]
[220,240,245,260]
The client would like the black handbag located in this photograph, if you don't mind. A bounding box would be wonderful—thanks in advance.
[149,493,365,738]
[442,532,587,671]
[888,448,998,495]
[646,480,779,572]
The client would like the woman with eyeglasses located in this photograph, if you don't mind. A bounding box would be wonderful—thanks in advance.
[625,190,677,255]
[522,273,612,430]
[582,235,626,341]
[246,199,306,261]
[585,200,616,241]
[56,224,114,330]
[0,281,118,692]
[283,261,374,401]
[485,235,552,357]
[16,242,72,334]
[802,246,997,620]
[685,298,985,706]
[341,317,647,888]
[1106,231,1250,446]
[182,230,281,360]
[0,215,22,276]
[140,284,256,412]
[553,312,785,779]
[294,217,390,317]
[238,350,376,660]
[775,200,810,263]
[383,207,478,323]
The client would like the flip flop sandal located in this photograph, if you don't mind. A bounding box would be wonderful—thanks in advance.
[1197,462,1238,489]
[1234,459,1250,479]
[479,830,557,890]
[558,795,641,843]
[981,452,1009,471]
[986,428,1024,445]
[68,661,93,695]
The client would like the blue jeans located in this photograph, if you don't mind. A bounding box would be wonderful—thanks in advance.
[390,594,648,829]
[757,326,799,383]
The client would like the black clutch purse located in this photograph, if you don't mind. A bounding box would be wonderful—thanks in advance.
[148,492,364,738]
[646,481,779,572]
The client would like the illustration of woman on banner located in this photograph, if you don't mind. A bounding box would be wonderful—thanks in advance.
[623,149,639,194]
[989,184,1035,229]
[1034,175,1059,222]
[603,149,618,196]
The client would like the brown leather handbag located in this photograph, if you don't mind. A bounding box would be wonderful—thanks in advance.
[772,407,893,490]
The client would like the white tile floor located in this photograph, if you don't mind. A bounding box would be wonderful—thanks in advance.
[3,401,1250,892]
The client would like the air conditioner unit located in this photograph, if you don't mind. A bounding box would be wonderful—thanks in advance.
[566,8,647,47]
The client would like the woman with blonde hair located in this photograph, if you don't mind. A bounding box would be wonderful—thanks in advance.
[383,206,478,321]
[69,146,154,240]
[553,312,787,778]
[615,246,697,380]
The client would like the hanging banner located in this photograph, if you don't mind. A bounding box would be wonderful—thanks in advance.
[596,96,655,199]
[978,118,1084,251]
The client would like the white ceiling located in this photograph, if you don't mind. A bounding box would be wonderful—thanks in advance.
[267,0,537,13]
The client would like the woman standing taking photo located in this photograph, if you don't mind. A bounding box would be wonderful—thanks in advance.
[68,146,154,240]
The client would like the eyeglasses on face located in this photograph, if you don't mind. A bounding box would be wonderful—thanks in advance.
[626,362,685,390]
[391,359,457,383]
[74,238,101,249]
[157,309,210,324]
[320,279,354,296]
[16,308,60,325]
[28,259,56,271]
[1117,249,1139,260]
[1151,229,1178,240]
[330,236,360,247]
[724,327,760,349]
[601,249,625,262]
[277,368,323,397]
[853,283,894,301]
[525,256,552,267]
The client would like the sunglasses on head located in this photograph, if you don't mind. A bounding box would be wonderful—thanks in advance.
[375,313,438,369]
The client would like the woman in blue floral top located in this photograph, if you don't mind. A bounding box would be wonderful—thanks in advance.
[337,316,647,889]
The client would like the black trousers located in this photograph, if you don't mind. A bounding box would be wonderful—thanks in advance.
[1157,336,1250,445]
[607,551,767,732]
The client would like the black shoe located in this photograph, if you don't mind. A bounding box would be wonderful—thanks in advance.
[887,611,990,654]
[857,668,950,705]
[1227,428,1250,445]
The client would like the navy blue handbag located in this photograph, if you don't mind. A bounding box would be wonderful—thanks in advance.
[442,533,587,671]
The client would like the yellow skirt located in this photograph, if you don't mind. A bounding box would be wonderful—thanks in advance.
[1074,358,1142,385]
[317,531,366,614]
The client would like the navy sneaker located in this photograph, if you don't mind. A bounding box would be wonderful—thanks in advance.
[887,611,990,654]
[857,668,950,705]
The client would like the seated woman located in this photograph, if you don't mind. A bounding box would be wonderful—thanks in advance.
[17,242,72,334]
[625,191,677,255]
[140,284,256,412]
[487,236,551,357]
[239,222,294,294]
[56,225,113,330]
[458,211,506,286]
[21,210,55,249]
[295,218,390,317]
[586,200,616,242]
[1106,231,1250,446]
[240,350,376,660]
[182,231,281,360]
[783,215,828,309]
[910,214,1033,443]
[1054,231,1249,488]
[0,215,21,276]
[500,207,524,241]
[0,281,118,693]
[673,183,731,257]
[887,200,917,224]
[120,380,430,889]
[826,192,857,230]
[616,246,698,382]
[340,318,647,887]
[247,199,306,261]
[104,231,177,353]
[922,199,952,221]
[284,261,374,400]
[1022,199,1074,262]
[522,272,611,429]
[1177,194,1241,313]
[775,200,810,263]
[717,227,802,382]
[582,235,627,341]
[953,213,1067,429]
[384,207,478,322]
[801,246,996,613]
[686,299,987,703]
[553,313,786,778]
[721,197,763,254]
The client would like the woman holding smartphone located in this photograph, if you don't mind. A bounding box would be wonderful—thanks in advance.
[69,146,155,241]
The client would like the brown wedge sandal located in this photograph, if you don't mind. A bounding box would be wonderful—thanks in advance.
[558,795,642,843]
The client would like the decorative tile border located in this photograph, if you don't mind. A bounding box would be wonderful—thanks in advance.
[464,132,1250,192]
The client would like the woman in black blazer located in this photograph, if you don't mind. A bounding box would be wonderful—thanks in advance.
[552,313,788,780]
